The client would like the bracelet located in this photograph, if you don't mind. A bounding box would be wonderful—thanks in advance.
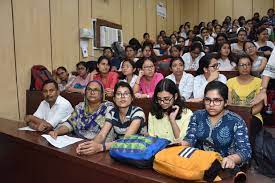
[259,86,267,92]
[102,143,106,151]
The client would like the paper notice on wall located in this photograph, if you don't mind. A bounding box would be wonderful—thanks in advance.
[157,2,166,18]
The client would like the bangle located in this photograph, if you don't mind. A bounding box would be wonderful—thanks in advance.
[259,87,267,92]
[102,143,106,151]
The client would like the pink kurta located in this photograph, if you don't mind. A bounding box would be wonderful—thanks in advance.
[139,72,164,97]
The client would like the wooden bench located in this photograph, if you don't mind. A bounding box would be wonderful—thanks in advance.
[26,90,252,135]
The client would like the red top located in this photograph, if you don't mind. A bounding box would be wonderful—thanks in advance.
[94,71,119,89]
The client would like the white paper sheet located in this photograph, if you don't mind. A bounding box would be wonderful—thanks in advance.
[41,134,83,149]
[18,126,36,131]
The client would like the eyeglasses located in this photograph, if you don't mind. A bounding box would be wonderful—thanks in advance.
[86,87,101,94]
[208,63,220,69]
[204,97,224,106]
[245,45,255,51]
[156,97,174,104]
[115,92,131,98]
[143,65,154,70]
[238,63,251,68]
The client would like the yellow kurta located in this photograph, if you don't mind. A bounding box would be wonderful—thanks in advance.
[148,109,193,143]
[227,77,263,122]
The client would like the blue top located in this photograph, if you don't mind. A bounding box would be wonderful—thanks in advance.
[184,109,251,163]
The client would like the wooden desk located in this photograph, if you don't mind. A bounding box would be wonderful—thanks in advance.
[0,118,266,183]
[0,118,182,183]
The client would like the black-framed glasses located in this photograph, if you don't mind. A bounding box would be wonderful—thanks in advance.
[204,97,224,106]
[245,45,255,52]
[115,92,131,98]
[157,97,174,104]
[208,63,220,69]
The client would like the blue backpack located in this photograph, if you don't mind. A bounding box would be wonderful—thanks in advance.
[109,135,170,168]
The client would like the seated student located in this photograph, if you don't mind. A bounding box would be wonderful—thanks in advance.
[133,57,164,98]
[170,33,178,46]
[48,80,114,141]
[102,47,121,71]
[93,56,119,97]
[166,57,194,100]
[177,36,186,56]
[213,33,228,52]
[181,42,205,71]
[156,45,181,74]
[141,32,155,46]
[119,60,138,88]
[254,27,274,58]
[54,66,76,92]
[244,41,268,77]
[25,80,73,132]
[184,30,195,47]
[66,61,91,94]
[149,79,193,143]
[192,54,227,101]
[158,38,171,56]
[200,27,215,46]
[227,55,263,146]
[125,45,139,62]
[182,81,252,169]
[217,42,236,71]
[230,28,247,55]
[75,81,146,155]
[154,35,164,49]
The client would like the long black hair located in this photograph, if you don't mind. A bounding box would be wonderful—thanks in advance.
[196,54,217,75]
[151,79,186,119]
[216,42,236,65]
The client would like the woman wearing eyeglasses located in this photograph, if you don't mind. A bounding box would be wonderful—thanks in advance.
[244,41,268,77]
[148,79,193,143]
[227,55,263,147]
[182,81,251,169]
[48,80,114,141]
[191,54,227,102]
[133,57,164,98]
[75,81,146,155]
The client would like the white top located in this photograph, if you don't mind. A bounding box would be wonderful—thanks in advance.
[166,72,194,100]
[217,58,236,71]
[33,96,74,128]
[193,74,227,99]
[204,36,215,45]
[181,52,205,71]
[120,74,138,88]
[254,41,274,49]
[263,49,275,78]
[230,43,243,52]
[252,56,265,72]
